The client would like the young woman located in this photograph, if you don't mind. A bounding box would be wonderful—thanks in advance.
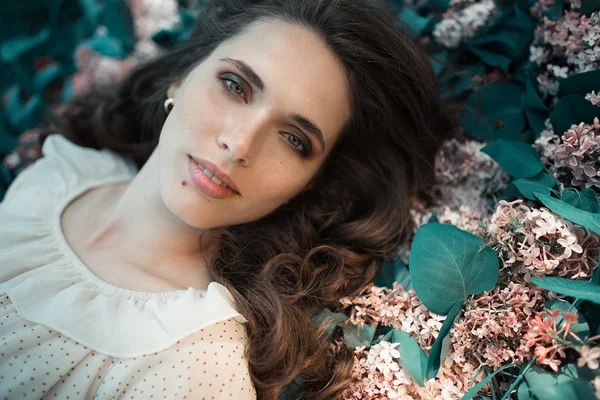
[0,0,459,398]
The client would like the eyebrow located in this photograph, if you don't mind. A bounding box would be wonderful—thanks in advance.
[219,57,326,152]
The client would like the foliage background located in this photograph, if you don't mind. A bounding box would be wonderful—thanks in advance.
[1,0,600,399]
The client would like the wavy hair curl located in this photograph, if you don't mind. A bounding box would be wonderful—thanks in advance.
[41,0,461,398]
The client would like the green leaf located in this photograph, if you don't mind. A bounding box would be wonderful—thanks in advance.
[482,139,544,178]
[398,8,433,39]
[534,380,597,399]
[523,363,593,396]
[560,188,600,213]
[311,308,348,337]
[572,0,600,15]
[534,192,600,235]
[373,257,412,291]
[550,95,600,137]
[426,301,463,380]
[513,172,557,200]
[342,322,376,349]
[559,70,600,98]
[409,223,499,315]
[461,364,516,400]
[531,277,600,304]
[392,330,428,386]
[460,83,526,141]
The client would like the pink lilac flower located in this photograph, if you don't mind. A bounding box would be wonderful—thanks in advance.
[450,283,545,369]
[524,309,582,372]
[484,199,600,281]
[577,345,600,369]
[586,91,600,106]
[433,0,497,49]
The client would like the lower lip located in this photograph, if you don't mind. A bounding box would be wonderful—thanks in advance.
[187,156,238,199]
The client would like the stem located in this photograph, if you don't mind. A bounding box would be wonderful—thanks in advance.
[499,357,536,400]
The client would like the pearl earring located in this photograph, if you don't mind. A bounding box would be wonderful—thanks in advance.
[164,98,174,113]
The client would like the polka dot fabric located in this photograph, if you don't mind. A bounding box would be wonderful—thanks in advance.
[0,297,256,398]
[0,134,257,399]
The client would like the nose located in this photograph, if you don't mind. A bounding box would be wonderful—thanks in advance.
[217,111,269,166]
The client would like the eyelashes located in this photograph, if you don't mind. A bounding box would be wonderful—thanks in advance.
[218,73,312,158]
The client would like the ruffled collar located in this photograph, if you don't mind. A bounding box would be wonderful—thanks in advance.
[0,134,248,358]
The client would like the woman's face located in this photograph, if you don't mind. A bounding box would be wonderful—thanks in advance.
[157,18,351,229]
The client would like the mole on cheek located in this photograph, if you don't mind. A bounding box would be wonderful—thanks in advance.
[182,180,187,186]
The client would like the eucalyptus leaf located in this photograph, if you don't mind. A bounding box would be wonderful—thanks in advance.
[533,380,596,399]
[343,322,376,350]
[534,192,600,235]
[461,364,517,400]
[409,223,499,315]
[559,70,600,98]
[391,330,428,386]
[311,307,348,337]
[426,301,463,380]
[531,277,600,304]
[513,172,557,200]
[560,188,600,214]
[550,95,600,137]
[460,83,526,141]
[481,139,544,178]
[373,257,412,290]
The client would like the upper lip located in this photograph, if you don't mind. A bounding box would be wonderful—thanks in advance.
[189,155,240,193]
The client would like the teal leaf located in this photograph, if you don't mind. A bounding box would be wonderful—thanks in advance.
[0,28,50,62]
[531,277,600,304]
[311,307,348,337]
[513,172,557,200]
[560,188,600,213]
[426,301,463,380]
[550,95,600,137]
[481,139,544,178]
[534,192,600,235]
[392,330,428,386]
[83,34,125,58]
[524,363,596,399]
[533,380,596,399]
[461,364,517,400]
[572,0,600,15]
[525,66,550,136]
[460,83,525,141]
[99,0,135,53]
[343,322,376,349]
[559,70,600,98]
[373,257,412,291]
[409,223,499,315]
[398,8,433,39]
[542,0,565,20]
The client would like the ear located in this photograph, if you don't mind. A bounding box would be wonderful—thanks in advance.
[167,80,182,99]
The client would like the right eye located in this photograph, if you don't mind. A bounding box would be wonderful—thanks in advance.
[219,74,247,102]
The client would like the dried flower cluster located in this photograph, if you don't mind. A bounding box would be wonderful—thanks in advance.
[524,308,581,371]
[484,199,599,280]
[450,283,545,369]
[529,9,600,96]
[432,0,498,49]
[339,282,446,351]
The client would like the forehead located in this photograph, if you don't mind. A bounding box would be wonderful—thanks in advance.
[206,19,352,150]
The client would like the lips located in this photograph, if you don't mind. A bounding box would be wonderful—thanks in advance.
[188,155,240,194]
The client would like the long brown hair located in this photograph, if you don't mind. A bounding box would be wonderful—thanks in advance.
[40,0,461,398]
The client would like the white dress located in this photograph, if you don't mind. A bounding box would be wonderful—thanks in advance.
[0,134,257,399]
